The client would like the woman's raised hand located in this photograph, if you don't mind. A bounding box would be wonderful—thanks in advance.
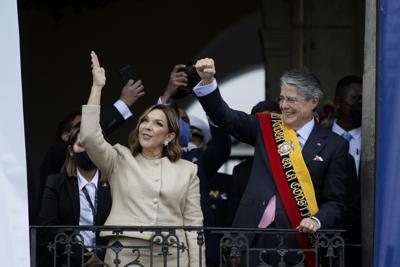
[91,51,106,89]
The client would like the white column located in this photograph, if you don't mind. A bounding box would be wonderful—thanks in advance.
[0,0,30,266]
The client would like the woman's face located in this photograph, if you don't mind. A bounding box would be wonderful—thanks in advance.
[138,109,174,155]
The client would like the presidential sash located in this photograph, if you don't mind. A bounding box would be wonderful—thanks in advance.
[257,112,319,267]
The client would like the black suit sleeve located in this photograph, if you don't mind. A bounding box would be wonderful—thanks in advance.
[197,88,259,146]
[202,123,231,179]
[315,140,352,229]
[38,175,63,267]
[39,175,61,226]
[100,104,127,135]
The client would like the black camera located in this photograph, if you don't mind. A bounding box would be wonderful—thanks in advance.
[173,65,201,99]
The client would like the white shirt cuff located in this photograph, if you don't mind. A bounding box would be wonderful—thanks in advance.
[157,96,171,105]
[113,99,132,120]
[310,216,321,228]
[193,79,218,97]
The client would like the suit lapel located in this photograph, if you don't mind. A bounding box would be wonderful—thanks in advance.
[95,180,110,225]
[66,175,80,224]
[301,123,328,165]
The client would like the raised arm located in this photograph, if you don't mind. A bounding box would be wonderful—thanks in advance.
[160,64,188,104]
[194,58,259,146]
[87,51,106,105]
[101,78,144,135]
[80,52,143,180]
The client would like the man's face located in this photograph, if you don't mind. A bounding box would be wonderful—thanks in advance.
[279,83,318,129]
[337,83,362,116]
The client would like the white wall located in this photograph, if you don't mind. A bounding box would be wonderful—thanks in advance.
[0,0,31,266]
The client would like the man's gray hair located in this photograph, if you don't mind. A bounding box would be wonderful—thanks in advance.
[279,69,324,101]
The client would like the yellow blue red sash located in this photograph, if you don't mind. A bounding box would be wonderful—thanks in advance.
[257,112,319,267]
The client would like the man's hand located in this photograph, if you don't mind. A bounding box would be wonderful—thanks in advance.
[161,64,188,103]
[195,58,216,85]
[91,51,106,89]
[83,251,100,267]
[120,79,145,107]
[296,217,321,233]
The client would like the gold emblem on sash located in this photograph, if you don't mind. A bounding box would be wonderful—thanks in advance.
[278,141,294,156]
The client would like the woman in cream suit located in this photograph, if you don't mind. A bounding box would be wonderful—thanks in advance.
[80,51,204,267]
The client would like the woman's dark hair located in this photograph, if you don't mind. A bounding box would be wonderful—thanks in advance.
[63,127,80,177]
[56,111,80,142]
[128,104,181,162]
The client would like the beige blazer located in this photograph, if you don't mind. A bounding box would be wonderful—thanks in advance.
[80,105,204,266]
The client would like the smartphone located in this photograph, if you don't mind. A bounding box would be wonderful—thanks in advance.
[118,65,140,84]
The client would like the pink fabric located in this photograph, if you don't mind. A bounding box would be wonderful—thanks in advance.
[258,195,276,228]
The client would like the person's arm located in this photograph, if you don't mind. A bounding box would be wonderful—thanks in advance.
[194,58,258,146]
[316,141,351,229]
[101,78,145,134]
[39,175,60,226]
[182,164,205,267]
[80,52,144,180]
[298,140,352,233]
[160,64,188,104]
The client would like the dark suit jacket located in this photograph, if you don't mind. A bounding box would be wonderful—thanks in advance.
[182,123,231,226]
[226,158,253,226]
[197,88,352,243]
[39,172,112,266]
[182,123,231,264]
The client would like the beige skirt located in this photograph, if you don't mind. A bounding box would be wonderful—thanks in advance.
[104,236,189,267]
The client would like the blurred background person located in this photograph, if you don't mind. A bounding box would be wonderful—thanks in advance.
[332,75,362,174]
[39,128,115,267]
[332,75,362,267]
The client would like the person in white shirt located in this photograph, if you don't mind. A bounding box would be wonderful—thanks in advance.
[332,75,362,175]
[332,75,362,267]
[39,128,113,267]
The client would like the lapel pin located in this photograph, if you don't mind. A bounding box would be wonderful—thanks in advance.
[316,142,321,147]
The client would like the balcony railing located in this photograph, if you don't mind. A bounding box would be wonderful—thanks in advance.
[30,226,345,267]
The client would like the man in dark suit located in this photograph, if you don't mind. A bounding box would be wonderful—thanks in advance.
[193,58,352,266]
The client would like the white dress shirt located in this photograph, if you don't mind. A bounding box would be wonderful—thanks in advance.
[331,120,361,175]
[77,169,99,248]
[296,119,315,150]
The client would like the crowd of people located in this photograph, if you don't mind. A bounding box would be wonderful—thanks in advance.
[34,51,362,267]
